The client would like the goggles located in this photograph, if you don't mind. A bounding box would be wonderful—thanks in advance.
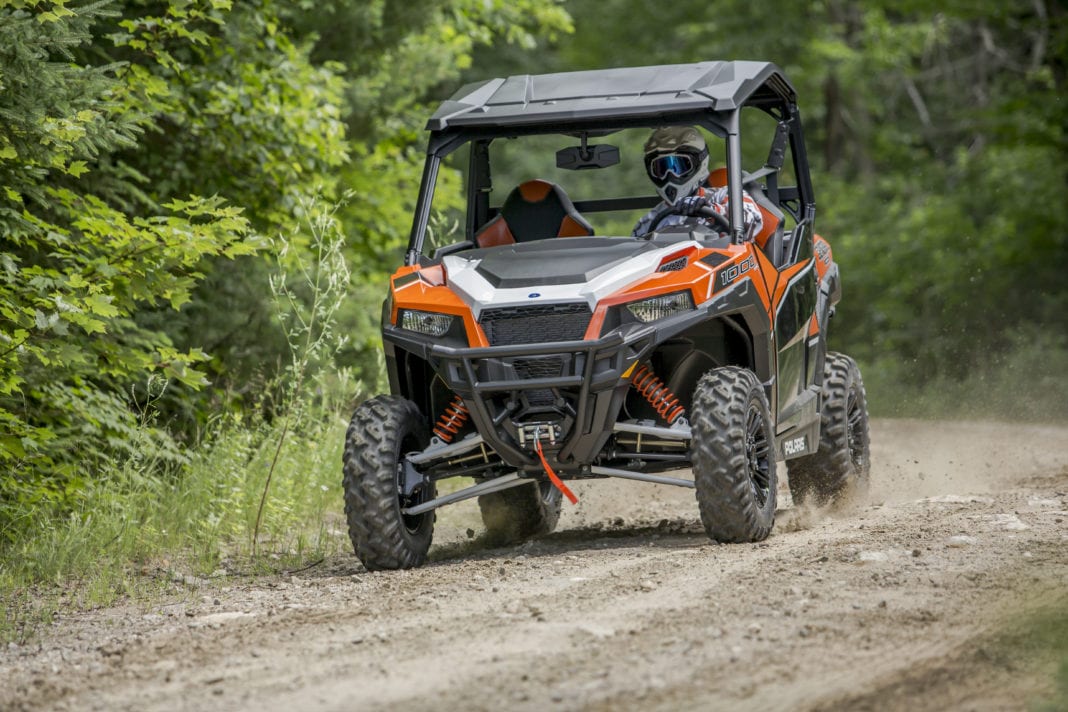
[648,153,695,180]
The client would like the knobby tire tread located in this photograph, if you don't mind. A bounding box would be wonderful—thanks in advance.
[478,482,562,544]
[690,367,777,543]
[342,395,434,571]
[787,351,871,506]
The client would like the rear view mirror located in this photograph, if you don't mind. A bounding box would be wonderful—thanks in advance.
[556,144,620,170]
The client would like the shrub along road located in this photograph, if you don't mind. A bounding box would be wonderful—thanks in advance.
[3,419,1067,711]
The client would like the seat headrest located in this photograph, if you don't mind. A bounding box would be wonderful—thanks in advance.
[500,180,592,242]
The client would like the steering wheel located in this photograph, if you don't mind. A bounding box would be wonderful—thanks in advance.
[645,203,731,234]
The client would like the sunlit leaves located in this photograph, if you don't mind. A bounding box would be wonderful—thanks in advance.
[0,0,256,489]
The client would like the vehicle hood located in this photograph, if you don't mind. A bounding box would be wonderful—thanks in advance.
[469,238,659,289]
[442,237,700,319]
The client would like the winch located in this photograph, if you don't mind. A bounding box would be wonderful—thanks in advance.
[516,421,562,448]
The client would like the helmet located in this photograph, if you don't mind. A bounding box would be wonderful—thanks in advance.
[643,126,710,205]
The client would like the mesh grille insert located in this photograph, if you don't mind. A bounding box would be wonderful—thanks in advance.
[525,390,556,406]
[514,357,564,380]
[480,303,591,346]
[514,357,563,406]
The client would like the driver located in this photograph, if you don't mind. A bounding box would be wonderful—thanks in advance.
[632,126,763,239]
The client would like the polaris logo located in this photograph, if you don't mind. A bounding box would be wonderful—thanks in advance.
[528,292,541,298]
[783,436,806,456]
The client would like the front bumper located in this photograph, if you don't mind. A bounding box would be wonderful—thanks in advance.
[383,281,768,474]
[384,325,655,472]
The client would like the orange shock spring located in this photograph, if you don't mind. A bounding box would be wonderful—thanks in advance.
[631,364,687,424]
[433,394,470,443]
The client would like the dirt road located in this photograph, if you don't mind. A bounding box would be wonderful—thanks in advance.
[3,419,1067,711]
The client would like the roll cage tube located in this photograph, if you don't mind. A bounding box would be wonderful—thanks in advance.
[724,109,745,244]
[406,154,441,266]
[404,105,811,259]
[787,102,817,221]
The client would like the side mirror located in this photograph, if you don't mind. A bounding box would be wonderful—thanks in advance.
[556,144,620,170]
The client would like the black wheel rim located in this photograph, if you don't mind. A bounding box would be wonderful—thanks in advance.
[846,390,866,472]
[745,403,772,507]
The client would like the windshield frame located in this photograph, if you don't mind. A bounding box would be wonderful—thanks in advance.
[405,105,812,265]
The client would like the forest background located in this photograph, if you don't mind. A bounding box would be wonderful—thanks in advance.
[1,0,1065,631]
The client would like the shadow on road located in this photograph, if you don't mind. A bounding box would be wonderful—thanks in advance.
[313,504,825,577]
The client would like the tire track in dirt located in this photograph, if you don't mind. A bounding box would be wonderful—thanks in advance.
[3,419,1067,712]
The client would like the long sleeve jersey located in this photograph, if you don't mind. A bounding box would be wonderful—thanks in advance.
[632,183,763,239]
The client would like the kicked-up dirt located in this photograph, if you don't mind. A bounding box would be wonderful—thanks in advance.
[2,418,1067,711]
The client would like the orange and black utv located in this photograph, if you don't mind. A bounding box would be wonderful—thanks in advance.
[342,61,871,570]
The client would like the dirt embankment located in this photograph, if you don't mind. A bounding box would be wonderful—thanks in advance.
[3,419,1067,711]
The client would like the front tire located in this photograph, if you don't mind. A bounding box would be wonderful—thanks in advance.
[342,395,435,571]
[690,367,777,543]
[787,352,871,506]
[478,481,562,544]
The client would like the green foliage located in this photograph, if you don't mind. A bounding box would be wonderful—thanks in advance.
[278,0,573,388]
[0,0,577,612]
[0,402,350,643]
[474,0,1068,415]
[0,197,358,639]
[0,1,259,504]
[103,1,350,236]
[101,0,352,425]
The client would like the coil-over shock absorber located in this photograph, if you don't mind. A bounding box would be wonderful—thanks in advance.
[432,394,469,443]
[631,364,686,425]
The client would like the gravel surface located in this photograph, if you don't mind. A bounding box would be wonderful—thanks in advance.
[3,418,1067,711]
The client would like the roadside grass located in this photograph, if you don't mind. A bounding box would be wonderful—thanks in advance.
[0,198,361,644]
[861,335,1068,422]
[1044,661,1068,712]
[999,596,1068,712]
[0,403,352,644]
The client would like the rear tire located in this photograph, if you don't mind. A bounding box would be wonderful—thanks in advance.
[479,481,562,544]
[690,367,777,543]
[787,352,871,506]
[342,395,435,571]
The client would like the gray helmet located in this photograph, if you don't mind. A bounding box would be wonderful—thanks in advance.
[643,126,710,205]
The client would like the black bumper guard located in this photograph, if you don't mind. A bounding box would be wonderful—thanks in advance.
[387,327,652,471]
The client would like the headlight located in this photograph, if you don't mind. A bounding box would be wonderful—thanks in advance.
[400,309,454,336]
[625,291,694,323]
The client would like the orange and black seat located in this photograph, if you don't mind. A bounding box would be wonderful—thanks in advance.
[475,179,594,248]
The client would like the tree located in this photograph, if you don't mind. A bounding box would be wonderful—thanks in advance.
[279,0,575,388]
[0,0,349,521]
[470,0,1068,409]
[0,0,576,528]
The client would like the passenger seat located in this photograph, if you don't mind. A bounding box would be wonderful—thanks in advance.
[475,179,594,248]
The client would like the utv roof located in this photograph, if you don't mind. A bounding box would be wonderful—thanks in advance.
[427,61,795,131]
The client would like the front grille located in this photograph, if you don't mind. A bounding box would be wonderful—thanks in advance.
[513,357,564,380]
[526,389,556,406]
[479,303,591,346]
[513,357,563,406]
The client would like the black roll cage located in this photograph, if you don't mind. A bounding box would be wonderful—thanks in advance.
[405,99,815,266]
